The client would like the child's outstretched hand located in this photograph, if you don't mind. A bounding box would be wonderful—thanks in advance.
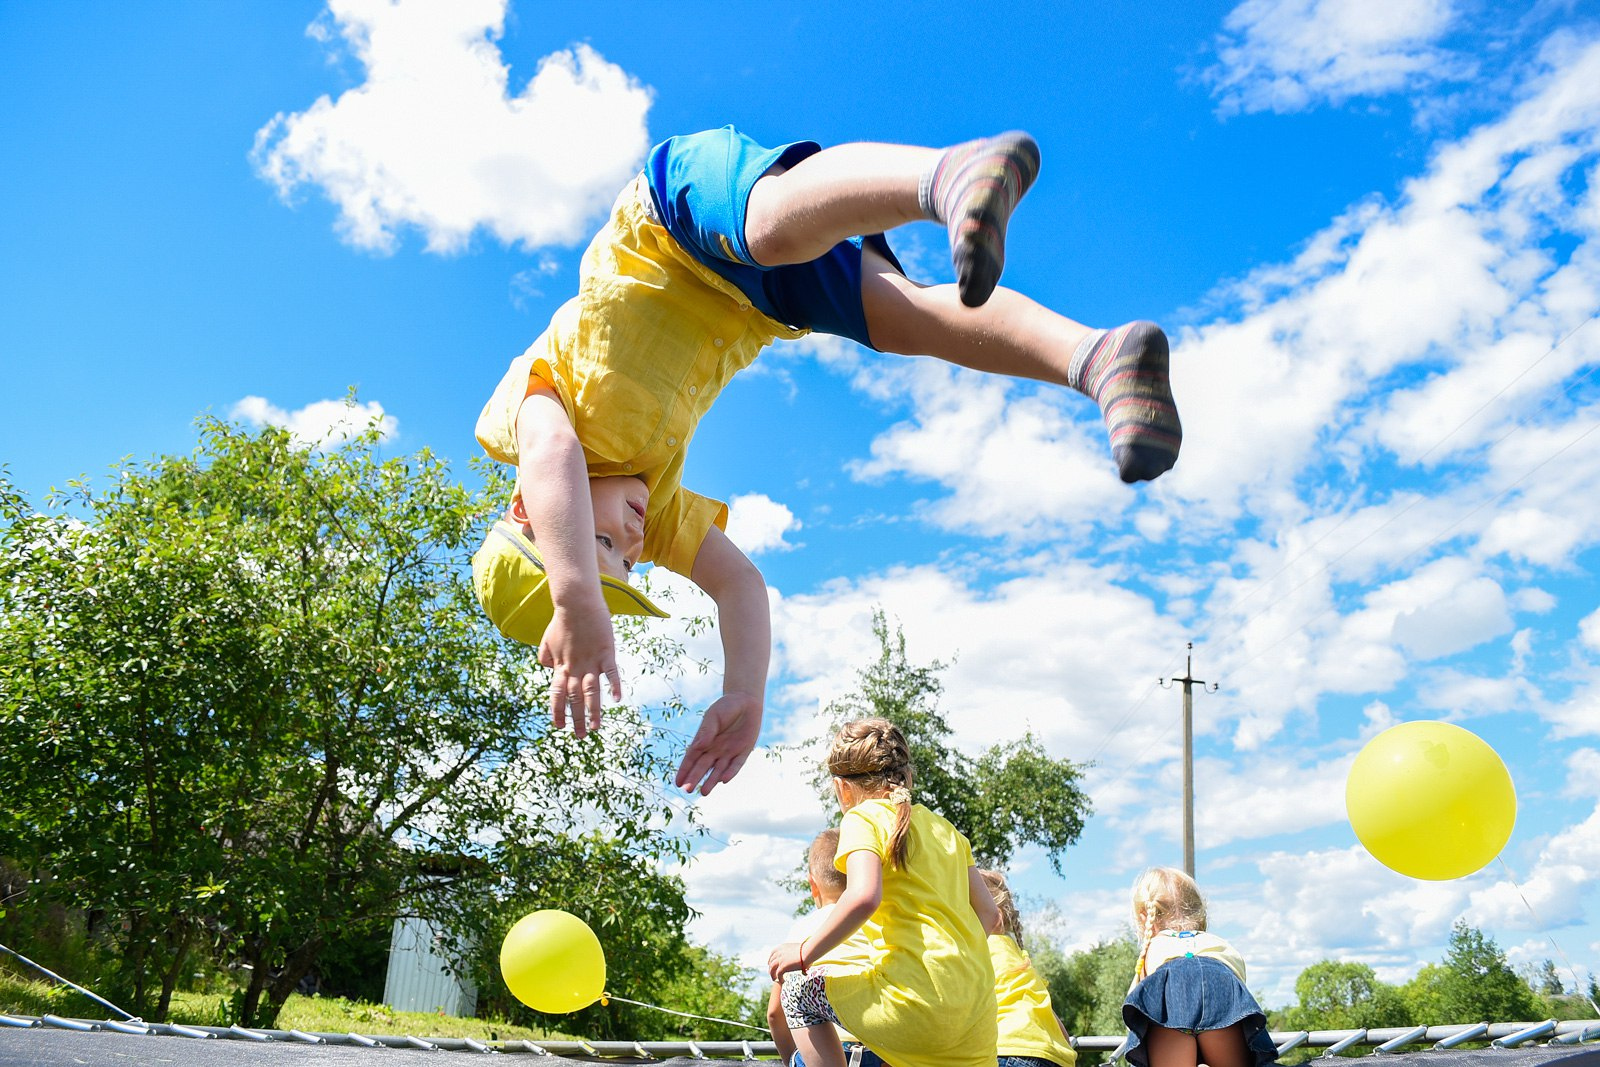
[539,600,623,737]
[675,690,761,796]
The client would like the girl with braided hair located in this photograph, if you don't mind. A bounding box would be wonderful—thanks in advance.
[767,717,1002,1067]
[1121,867,1278,1067]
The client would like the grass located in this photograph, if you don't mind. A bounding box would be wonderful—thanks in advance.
[0,970,577,1042]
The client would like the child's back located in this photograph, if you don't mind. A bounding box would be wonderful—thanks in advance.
[1121,868,1277,1067]
[981,868,1077,1067]
[771,719,1000,1067]
[827,798,995,1063]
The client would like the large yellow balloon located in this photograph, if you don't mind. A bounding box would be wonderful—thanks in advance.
[500,910,605,1013]
[1345,721,1516,880]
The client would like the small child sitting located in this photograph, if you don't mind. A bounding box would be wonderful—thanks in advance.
[473,126,1183,794]
[767,828,880,1067]
[981,868,1078,1067]
[1121,868,1278,1067]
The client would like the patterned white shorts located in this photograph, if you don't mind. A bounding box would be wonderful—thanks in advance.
[779,968,839,1030]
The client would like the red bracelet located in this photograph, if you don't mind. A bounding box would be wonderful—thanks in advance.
[798,938,809,974]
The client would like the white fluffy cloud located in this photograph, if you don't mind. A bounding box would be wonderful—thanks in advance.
[1244,845,1480,999]
[1370,559,1512,661]
[847,359,1132,539]
[1580,607,1600,652]
[726,493,803,556]
[673,747,836,968]
[1538,681,1600,742]
[1565,750,1600,798]
[253,0,651,254]
[1204,0,1465,115]
[1465,801,1600,934]
[765,552,1189,767]
[1115,751,1354,851]
[229,394,397,445]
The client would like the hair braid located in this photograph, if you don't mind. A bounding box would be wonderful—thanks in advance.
[828,717,916,868]
[1130,866,1207,981]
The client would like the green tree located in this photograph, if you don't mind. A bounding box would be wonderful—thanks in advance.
[0,416,696,1026]
[1399,963,1448,1023]
[1277,961,1412,1032]
[1530,958,1564,997]
[1401,923,1540,1023]
[1048,935,1139,1053]
[647,944,765,1040]
[815,610,1092,873]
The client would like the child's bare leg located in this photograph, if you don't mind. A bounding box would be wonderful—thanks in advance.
[1195,1025,1252,1067]
[861,248,1181,483]
[745,144,933,266]
[745,134,1040,307]
[791,1024,847,1067]
[1143,1024,1200,1067]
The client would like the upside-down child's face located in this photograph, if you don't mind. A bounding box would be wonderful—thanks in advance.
[586,474,647,580]
[507,474,647,583]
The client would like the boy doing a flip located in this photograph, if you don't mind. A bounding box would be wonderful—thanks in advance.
[473,127,1181,795]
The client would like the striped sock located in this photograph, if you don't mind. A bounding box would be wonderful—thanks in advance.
[1068,321,1182,483]
[918,131,1040,308]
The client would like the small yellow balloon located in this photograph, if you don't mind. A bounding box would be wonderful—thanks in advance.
[500,910,605,1013]
[1346,721,1516,880]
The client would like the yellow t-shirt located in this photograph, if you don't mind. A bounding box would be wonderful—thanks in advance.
[990,933,1077,1067]
[474,176,808,578]
[826,800,997,1067]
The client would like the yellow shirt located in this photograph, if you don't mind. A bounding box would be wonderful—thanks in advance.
[990,933,1077,1067]
[826,800,997,1067]
[475,176,807,578]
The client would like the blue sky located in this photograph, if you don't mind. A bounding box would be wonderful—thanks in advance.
[4,0,1600,1012]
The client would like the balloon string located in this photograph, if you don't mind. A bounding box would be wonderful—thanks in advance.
[602,992,771,1034]
[1495,857,1600,1016]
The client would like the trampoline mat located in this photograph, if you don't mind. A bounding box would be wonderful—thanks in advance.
[0,1030,740,1066]
[3,1030,1600,1067]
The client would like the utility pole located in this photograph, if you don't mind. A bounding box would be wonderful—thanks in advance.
[1159,643,1218,879]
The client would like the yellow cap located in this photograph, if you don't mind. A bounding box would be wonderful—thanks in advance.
[472,520,667,646]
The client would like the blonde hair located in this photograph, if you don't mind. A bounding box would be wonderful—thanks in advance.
[828,718,915,869]
[1130,866,1207,948]
[980,869,1024,945]
[808,828,846,899]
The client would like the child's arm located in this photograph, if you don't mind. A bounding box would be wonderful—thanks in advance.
[767,984,797,1066]
[768,851,881,979]
[967,865,1003,934]
[676,523,770,795]
[515,388,621,733]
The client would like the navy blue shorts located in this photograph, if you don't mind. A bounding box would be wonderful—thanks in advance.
[643,126,904,350]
